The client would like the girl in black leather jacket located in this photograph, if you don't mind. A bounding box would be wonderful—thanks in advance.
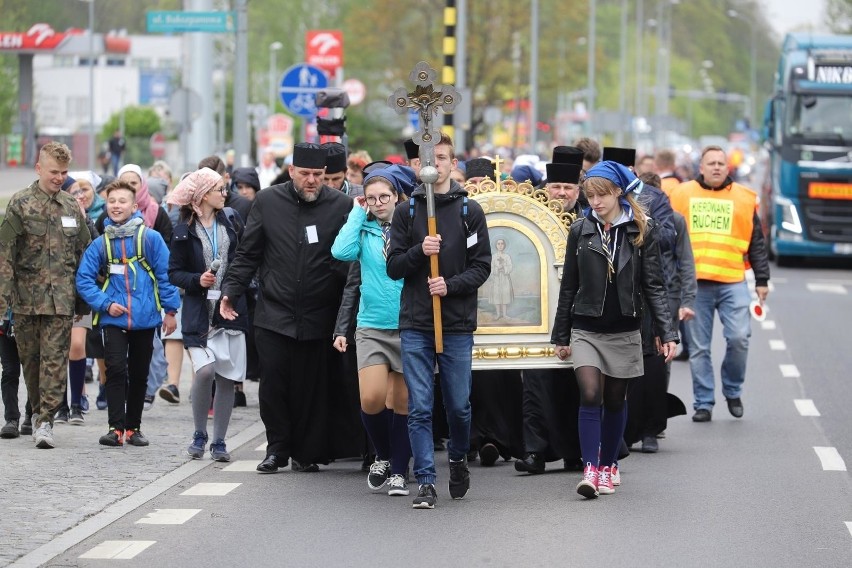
[551,161,677,499]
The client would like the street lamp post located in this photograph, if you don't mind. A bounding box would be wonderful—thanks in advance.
[85,0,95,171]
[728,9,756,123]
[268,41,283,115]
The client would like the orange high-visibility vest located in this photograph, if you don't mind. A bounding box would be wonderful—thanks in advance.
[669,180,757,283]
[660,176,680,196]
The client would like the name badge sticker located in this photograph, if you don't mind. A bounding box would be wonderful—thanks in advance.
[466,233,478,249]
[109,264,126,275]
[207,289,222,301]
[61,216,77,228]
[305,225,319,244]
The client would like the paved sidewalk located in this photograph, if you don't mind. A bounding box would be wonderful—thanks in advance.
[0,366,262,567]
[0,167,37,198]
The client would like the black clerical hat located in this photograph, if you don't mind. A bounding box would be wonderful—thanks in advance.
[545,163,582,185]
[465,158,495,181]
[403,139,419,161]
[552,146,584,166]
[602,147,637,168]
[321,142,347,173]
[292,143,327,169]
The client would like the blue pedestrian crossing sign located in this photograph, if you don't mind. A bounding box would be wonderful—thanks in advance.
[280,64,328,118]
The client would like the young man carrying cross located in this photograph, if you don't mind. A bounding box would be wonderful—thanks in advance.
[386,133,491,509]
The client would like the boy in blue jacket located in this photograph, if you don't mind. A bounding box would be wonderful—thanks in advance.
[77,180,180,447]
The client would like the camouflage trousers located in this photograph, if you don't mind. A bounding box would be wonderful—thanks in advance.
[14,314,73,427]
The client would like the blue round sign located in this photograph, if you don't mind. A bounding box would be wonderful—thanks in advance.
[279,64,328,118]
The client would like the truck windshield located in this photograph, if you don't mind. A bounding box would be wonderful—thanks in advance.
[786,94,852,142]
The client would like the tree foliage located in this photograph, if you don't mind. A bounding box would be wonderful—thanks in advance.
[826,0,852,33]
[100,106,161,140]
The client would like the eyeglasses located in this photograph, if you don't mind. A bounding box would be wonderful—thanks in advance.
[366,194,393,206]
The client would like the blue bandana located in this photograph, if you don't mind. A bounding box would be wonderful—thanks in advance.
[363,164,417,197]
[585,160,643,195]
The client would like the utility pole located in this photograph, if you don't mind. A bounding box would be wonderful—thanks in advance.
[233,0,250,166]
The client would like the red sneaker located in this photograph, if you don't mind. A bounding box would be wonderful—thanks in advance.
[598,465,615,495]
[576,462,599,499]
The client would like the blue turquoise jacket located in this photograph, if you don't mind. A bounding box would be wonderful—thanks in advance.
[76,212,180,330]
[331,206,402,330]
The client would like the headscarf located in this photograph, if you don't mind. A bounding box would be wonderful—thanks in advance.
[118,164,159,228]
[363,164,417,197]
[69,169,106,221]
[167,167,223,220]
[584,160,642,196]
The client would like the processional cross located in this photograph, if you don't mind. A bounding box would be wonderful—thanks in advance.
[387,61,462,353]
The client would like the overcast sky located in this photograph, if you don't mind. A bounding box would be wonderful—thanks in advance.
[762,0,829,35]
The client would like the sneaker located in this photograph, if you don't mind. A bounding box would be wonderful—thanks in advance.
[479,442,499,467]
[35,422,55,449]
[54,407,69,424]
[412,483,437,509]
[84,364,94,383]
[448,457,470,500]
[125,429,149,446]
[611,464,621,486]
[641,436,659,453]
[187,430,208,459]
[99,428,124,447]
[80,394,90,413]
[598,465,615,495]
[158,384,180,404]
[20,415,32,436]
[69,405,85,425]
[96,385,107,410]
[143,395,155,411]
[367,459,391,490]
[726,397,744,418]
[0,419,20,439]
[209,439,231,462]
[233,390,247,408]
[291,459,319,472]
[576,462,599,499]
[692,408,712,422]
[387,474,409,496]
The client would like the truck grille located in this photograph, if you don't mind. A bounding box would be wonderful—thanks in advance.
[802,199,852,243]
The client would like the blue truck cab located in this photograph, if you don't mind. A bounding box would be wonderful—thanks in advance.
[763,34,852,264]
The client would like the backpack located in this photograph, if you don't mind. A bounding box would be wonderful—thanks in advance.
[408,196,470,237]
[93,224,160,325]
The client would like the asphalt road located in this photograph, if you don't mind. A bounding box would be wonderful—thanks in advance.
[10,262,849,568]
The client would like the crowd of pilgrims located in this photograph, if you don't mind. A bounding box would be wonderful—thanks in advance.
[1,134,701,507]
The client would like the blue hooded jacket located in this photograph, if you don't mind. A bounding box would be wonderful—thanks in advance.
[76,211,180,330]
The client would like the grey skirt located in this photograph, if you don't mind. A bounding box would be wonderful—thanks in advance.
[570,328,644,378]
[355,327,404,373]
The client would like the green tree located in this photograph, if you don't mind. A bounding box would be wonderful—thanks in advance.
[826,0,852,32]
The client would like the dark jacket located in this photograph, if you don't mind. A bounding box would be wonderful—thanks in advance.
[221,181,352,340]
[386,180,491,333]
[227,168,256,223]
[635,183,676,254]
[169,209,247,348]
[333,261,361,339]
[552,216,677,346]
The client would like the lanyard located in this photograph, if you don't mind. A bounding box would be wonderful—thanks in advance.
[203,218,218,259]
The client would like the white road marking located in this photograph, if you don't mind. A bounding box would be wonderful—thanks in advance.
[79,541,156,560]
[255,442,267,452]
[845,522,852,538]
[136,509,201,525]
[180,482,241,496]
[794,399,820,417]
[769,339,786,351]
[814,447,847,471]
[806,283,847,295]
[780,364,800,378]
[222,460,264,472]
[761,320,777,330]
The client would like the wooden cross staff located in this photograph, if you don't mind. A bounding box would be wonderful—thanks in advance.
[387,61,461,353]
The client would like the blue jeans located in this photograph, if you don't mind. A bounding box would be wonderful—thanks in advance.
[401,330,473,486]
[146,332,167,397]
[685,280,751,411]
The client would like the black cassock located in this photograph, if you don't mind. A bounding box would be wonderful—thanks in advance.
[469,369,525,460]
[520,367,582,466]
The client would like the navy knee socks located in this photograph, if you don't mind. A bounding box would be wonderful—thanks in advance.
[69,358,86,406]
[600,406,626,468]
[361,408,392,462]
[578,406,601,466]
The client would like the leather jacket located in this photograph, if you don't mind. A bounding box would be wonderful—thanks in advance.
[551,216,677,346]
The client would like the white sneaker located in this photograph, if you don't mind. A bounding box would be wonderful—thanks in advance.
[387,474,410,496]
[35,422,55,449]
[367,459,390,490]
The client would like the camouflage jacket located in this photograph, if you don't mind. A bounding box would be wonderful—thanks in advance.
[0,181,91,316]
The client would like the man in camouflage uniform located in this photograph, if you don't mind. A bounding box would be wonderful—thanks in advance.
[0,142,91,448]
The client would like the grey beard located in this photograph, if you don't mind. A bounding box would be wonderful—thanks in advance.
[295,185,319,202]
